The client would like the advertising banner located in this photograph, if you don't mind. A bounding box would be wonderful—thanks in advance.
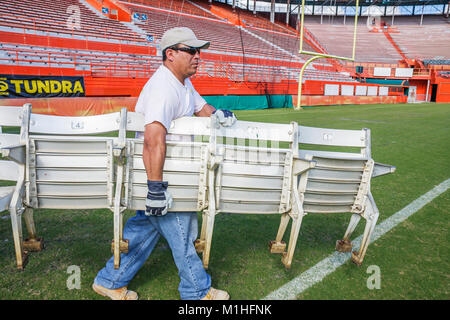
[0,75,85,99]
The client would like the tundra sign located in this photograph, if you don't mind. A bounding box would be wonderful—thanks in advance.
[0,75,85,98]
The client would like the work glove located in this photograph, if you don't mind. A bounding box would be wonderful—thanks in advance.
[212,109,237,127]
[145,180,173,216]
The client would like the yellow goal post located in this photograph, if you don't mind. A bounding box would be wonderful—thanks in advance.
[295,0,360,110]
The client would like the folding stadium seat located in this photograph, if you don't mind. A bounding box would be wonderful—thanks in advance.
[1,104,128,269]
[193,118,395,269]
[292,125,395,266]
[194,117,316,269]
[0,105,33,269]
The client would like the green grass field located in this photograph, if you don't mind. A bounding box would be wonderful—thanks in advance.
[0,103,449,300]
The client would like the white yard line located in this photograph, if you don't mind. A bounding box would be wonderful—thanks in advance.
[262,178,450,300]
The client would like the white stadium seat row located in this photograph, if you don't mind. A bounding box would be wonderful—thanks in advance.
[0,104,395,270]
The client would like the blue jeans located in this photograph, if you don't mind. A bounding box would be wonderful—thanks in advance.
[94,210,211,300]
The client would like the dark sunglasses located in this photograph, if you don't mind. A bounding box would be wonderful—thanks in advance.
[169,46,201,55]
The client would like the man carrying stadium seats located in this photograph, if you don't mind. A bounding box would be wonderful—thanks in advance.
[92,27,236,300]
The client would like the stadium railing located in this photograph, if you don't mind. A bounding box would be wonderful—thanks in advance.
[0,104,395,270]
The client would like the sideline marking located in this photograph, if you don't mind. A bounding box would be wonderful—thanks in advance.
[262,179,450,300]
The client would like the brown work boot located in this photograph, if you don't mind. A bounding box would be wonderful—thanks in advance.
[201,287,230,300]
[92,283,138,300]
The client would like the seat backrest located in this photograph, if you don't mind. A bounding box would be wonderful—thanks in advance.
[298,125,370,159]
[25,108,127,209]
[0,106,23,127]
[0,159,19,182]
[0,105,24,150]
[124,113,211,212]
[297,126,374,214]
[0,105,25,182]
[212,119,299,214]
[0,105,28,212]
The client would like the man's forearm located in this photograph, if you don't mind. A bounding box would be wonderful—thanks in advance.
[143,142,165,181]
[143,122,167,181]
[194,103,216,117]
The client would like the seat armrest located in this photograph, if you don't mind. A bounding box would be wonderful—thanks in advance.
[292,154,316,176]
[372,162,396,178]
[1,144,26,164]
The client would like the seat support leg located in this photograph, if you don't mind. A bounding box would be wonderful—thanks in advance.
[201,210,216,270]
[336,213,361,252]
[195,210,208,253]
[22,207,44,252]
[281,212,305,269]
[351,193,379,266]
[269,213,289,254]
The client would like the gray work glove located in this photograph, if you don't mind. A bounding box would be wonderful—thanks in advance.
[212,109,237,127]
[145,180,173,216]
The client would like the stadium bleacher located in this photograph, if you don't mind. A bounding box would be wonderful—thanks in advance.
[0,0,448,103]
[303,16,403,64]
[389,16,450,60]
[121,0,219,19]
[0,42,159,77]
[246,27,319,61]
[0,0,145,43]
[122,2,299,61]
[0,0,360,84]
[197,0,295,34]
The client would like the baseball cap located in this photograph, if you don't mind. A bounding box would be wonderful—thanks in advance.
[160,27,210,51]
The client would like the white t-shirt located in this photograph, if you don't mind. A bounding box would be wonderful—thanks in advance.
[134,65,207,141]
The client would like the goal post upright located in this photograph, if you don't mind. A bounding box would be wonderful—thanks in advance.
[295,0,360,110]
